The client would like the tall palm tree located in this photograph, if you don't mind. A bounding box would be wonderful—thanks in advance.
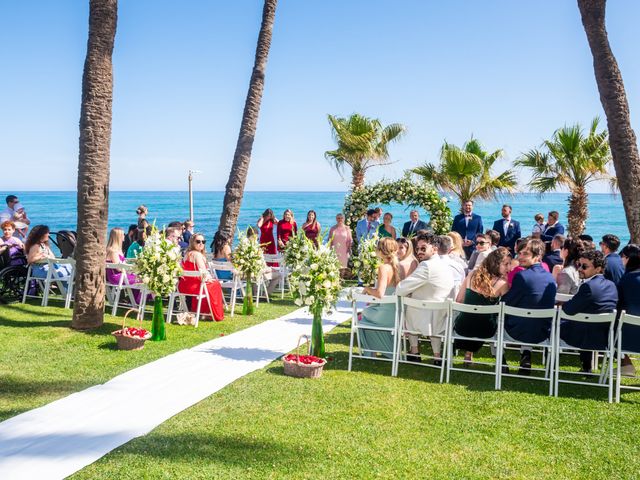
[515,118,614,237]
[578,0,640,242]
[324,114,406,190]
[412,137,517,210]
[72,0,118,330]
[217,0,278,239]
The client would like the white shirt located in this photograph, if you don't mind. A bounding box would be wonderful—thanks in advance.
[0,207,14,223]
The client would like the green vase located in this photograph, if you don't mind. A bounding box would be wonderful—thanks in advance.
[242,278,255,315]
[150,296,166,341]
[310,306,325,357]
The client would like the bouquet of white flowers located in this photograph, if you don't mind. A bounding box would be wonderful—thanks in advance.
[351,235,380,287]
[283,231,313,272]
[232,232,268,281]
[134,226,183,297]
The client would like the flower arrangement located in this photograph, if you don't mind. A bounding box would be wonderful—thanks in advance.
[283,231,313,273]
[232,231,268,315]
[351,234,381,287]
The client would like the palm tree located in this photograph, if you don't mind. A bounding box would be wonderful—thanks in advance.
[515,118,614,237]
[325,114,406,190]
[412,137,517,210]
[217,0,278,239]
[72,0,118,330]
[578,0,640,242]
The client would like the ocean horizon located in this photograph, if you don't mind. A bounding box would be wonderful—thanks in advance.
[6,191,630,246]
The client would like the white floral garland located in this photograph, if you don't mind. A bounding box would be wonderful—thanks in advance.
[134,227,183,297]
[290,241,342,313]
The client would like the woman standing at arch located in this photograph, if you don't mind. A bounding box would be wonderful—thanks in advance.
[302,210,321,247]
[329,213,352,275]
[377,212,397,238]
[257,209,278,255]
[277,209,297,250]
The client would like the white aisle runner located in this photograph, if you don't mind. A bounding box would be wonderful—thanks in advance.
[0,301,354,480]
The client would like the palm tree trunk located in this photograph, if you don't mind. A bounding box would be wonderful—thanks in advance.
[351,168,365,190]
[72,0,117,330]
[567,187,588,237]
[578,0,640,242]
[217,0,278,239]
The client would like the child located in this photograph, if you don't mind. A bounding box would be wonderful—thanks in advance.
[531,213,545,237]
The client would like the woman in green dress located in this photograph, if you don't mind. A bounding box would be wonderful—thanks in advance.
[453,247,512,364]
[377,212,397,239]
[359,237,400,357]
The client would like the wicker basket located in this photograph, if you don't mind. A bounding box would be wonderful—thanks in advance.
[283,335,327,379]
[112,309,151,351]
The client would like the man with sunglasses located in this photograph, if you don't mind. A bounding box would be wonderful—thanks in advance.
[560,250,618,373]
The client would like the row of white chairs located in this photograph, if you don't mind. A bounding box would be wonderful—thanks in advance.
[348,292,640,403]
[22,258,76,309]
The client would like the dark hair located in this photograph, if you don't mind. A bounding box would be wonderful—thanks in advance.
[578,234,593,242]
[548,211,559,221]
[366,208,376,217]
[212,231,230,256]
[476,233,488,242]
[601,234,621,252]
[621,244,640,272]
[5,195,17,205]
[306,210,317,224]
[579,250,607,270]
[135,227,148,246]
[25,225,50,253]
[485,229,500,246]
[527,238,546,258]
[246,226,257,238]
[127,224,137,235]
[502,204,512,211]
[416,232,438,246]
[552,234,566,246]
[262,209,275,222]
[562,238,587,268]
[167,221,183,229]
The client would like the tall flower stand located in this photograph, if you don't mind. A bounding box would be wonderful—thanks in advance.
[310,306,325,357]
[150,296,166,341]
[242,278,255,315]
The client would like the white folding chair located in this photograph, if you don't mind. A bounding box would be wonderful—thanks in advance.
[105,262,148,320]
[446,302,504,389]
[255,268,271,305]
[264,253,290,299]
[498,305,558,395]
[555,293,574,304]
[554,310,617,402]
[394,297,451,382]
[615,311,640,402]
[348,292,399,374]
[209,260,245,317]
[22,258,75,308]
[166,271,212,328]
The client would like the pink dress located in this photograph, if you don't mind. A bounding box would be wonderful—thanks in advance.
[329,224,352,268]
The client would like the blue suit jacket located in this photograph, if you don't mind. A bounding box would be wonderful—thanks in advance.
[542,250,563,271]
[401,219,428,238]
[492,218,521,252]
[561,275,618,350]
[604,252,625,285]
[540,223,565,243]
[617,270,640,351]
[502,263,557,343]
[452,213,483,257]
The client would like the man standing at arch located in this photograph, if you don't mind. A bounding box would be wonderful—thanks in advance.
[402,210,427,237]
[452,200,483,259]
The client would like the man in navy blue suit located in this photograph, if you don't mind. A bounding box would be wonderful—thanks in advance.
[540,210,565,243]
[600,234,625,285]
[492,204,521,254]
[402,210,428,238]
[502,238,557,374]
[561,250,618,373]
[451,200,483,259]
[542,234,565,271]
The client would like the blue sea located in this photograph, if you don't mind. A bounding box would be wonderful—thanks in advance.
[7,191,631,246]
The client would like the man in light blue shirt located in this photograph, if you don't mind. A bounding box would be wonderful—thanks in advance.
[356,208,379,243]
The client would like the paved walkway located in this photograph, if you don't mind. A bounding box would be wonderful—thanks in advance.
[0,301,354,480]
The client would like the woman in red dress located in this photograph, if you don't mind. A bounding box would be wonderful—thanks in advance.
[257,209,278,255]
[277,209,297,251]
[302,210,321,247]
[178,233,225,321]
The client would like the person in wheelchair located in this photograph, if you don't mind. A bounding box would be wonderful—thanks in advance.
[0,221,26,266]
[25,225,73,279]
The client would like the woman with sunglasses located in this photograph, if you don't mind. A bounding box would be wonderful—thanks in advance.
[467,233,491,271]
[177,234,224,321]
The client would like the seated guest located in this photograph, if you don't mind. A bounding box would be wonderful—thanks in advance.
[600,234,624,285]
[378,212,397,239]
[396,233,454,364]
[447,231,467,261]
[467,233,491,271]
[105,227,145,304]
[126,226,147,259]
[492,204,521,253]
[122,224,137,255]
[182,220,195,245]
[437,235,466,296]
[561,250,617,373]
[502,238,557,374]
[24,225,73,279]
[531,213,545,237]
[0,220,25,266]
[356,209,379,243]
[358,238,400,357]
[178,233,225,321]
[454,248,512,363]
[402,210,428,237]
[618,244,640,376]
[543,234,565,271]
[396,237,418,280]
[553,238,586,295]
[211,231,233,281]
[486,229,500,250]
[541,210,565,243]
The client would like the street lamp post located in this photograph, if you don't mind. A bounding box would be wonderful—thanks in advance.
[188,169,201,222]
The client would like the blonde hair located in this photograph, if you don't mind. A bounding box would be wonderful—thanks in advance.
[186,233,206,254]
[106,227,124,257]
[283,209,295,223]
[447,231,465,258]
[377,237,400,284]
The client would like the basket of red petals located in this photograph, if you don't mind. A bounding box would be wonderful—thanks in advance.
[112,309,151,351]
[283,336,327,378]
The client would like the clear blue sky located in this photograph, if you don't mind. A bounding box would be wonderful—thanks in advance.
[1,0,638,192]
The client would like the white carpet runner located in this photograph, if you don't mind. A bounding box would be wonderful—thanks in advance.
[0,301,354,480]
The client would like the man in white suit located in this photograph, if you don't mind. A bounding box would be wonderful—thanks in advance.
[396,233,454,363]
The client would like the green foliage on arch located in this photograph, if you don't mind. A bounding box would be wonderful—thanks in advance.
[343,177,452,235]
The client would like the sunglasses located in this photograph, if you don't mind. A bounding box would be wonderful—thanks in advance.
[577,263,592,270]
[416,247,428,252]
[195,239,206,245]
[476,241,488,245]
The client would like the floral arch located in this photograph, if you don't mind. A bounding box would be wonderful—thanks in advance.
[343,177,452,235]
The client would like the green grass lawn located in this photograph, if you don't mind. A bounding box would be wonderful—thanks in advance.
[70,325,640,479]
[0,298,297,422]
